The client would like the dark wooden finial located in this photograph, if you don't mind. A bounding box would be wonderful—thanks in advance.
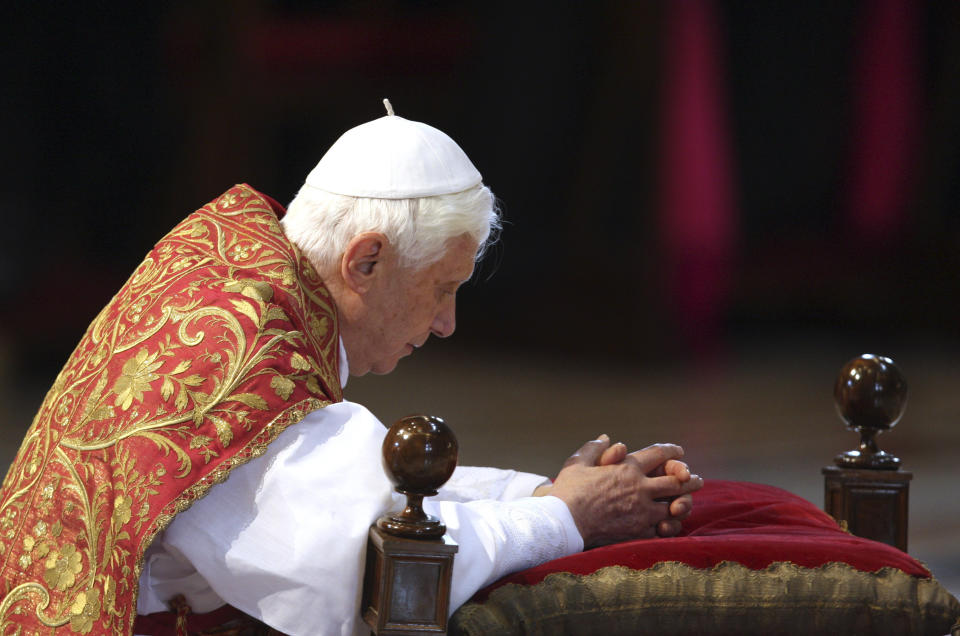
[377,415,458,538]
[363,416,460,633]
[833,354,907,469]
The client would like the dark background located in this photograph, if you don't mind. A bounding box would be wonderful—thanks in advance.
[1,0,958,397]
[2,0,959,596]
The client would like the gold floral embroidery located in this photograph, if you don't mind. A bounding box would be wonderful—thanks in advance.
[112,495,131,530]
[290,353,310,371]
[306,376,324,395]
[69,588,100,633]
[308,315,328,340]
[170,257,194,273]
[0,508,14,533]
[44,544,83,591]
[102,576,116,614]
[189,435,213,449]
[112,349,164,411]
[270,376,295,400]
[217,190,248,208]
[223,279,275,303]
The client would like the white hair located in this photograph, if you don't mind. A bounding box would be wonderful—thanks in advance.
[280,183,501,274]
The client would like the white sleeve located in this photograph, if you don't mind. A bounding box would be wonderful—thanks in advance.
[138,400,582,636]
[139,401,396,636]
[437,465,551,502]
[424,495,582,612]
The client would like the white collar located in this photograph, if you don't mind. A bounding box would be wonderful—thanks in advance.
[338,337,349,389]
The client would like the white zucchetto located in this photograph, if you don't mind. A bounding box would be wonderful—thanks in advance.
[305,101,482,199]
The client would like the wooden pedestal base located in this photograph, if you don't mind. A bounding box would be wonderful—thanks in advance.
[362,526,458,635]
[822,465,912,552]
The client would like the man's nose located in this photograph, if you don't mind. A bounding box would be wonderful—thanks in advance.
[430,302,456,338]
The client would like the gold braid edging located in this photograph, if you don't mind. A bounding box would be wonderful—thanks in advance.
[450,560,960,636]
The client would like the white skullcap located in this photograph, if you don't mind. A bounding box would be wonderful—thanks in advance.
[305,100,482,199]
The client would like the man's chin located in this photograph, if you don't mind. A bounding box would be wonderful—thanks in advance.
[366,346,416,375]
[369,358,402,375]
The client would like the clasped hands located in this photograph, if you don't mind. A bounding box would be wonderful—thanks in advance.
[535,435,703,548]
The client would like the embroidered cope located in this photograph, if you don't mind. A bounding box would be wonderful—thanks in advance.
[0,185,341,634]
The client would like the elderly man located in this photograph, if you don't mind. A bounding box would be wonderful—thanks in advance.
[0,103,701,635]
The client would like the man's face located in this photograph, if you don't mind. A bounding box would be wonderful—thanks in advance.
[350,234,478,376]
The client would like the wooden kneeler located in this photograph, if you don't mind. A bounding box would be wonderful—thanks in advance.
[362,415,459,635]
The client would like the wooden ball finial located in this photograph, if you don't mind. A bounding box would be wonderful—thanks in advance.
[377,415,458,538]
[833,354,907,469]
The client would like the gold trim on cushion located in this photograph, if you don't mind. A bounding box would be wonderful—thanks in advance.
[450,561,960,636]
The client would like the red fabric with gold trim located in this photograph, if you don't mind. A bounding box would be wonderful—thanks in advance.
[0,185,340,634]
[472,479,932,603]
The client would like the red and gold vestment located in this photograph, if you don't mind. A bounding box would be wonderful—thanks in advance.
[0,185,341,634]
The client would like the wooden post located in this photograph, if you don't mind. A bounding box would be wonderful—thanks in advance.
[362,415,459,635]
[824,354,911,551]
[362,529,457,634]
[822,465,911,551]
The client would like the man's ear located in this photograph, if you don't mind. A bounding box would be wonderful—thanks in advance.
[340,233,388,293]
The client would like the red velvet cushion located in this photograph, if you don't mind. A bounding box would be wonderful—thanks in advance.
[474,479,929,602]
[453,480,958,635]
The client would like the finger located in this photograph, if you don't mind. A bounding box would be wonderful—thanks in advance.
[563,434,612,468]
[598,442,627,466]
[636,499,672,529]
[589,523,657,548]
[644,474,695,500]
[626,443,684,474]
[638,525,658,540]
[657,518,683,538]
[669,493,693,518]
[664,459,691,481]
[647,459,690,479]
[685,474,705,493]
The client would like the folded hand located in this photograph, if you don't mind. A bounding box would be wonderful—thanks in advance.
[546,435,703,547]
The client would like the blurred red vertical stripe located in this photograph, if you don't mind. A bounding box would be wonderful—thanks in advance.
[658,0,736,357]
[846,0,921,242]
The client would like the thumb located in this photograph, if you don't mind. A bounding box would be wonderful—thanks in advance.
[563,434,611,468]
